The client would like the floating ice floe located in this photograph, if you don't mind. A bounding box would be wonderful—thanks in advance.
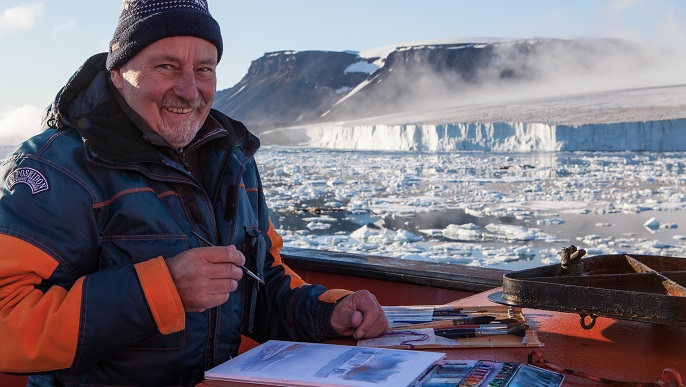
[442,223,482,241]
[636,239,673,249]
[394,229,422,242]
[350,225,375,240]
[484,224,541,241]
[324,236,348,246]
[400,253,428,261]
[256,147,686,268]
[643,217,679,232]
[289,237,320,247]
[537,218,565,225]
[306,221,331,231]
[352,243,380,252]
[418,229,444,237]
[643,217,660,229]
[622,203,653,213]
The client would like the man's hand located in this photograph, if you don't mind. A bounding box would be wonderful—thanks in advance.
[330,290,388,339]
[166,246,245,312]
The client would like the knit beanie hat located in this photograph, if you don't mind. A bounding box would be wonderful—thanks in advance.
[106,0,223,71]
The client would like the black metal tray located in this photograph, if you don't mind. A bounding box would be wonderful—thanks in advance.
[488,252,686,329]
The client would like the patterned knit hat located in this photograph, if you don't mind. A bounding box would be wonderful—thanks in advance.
[106,0,223,71]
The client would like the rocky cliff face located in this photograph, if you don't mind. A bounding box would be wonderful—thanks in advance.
[212,38,667,136]
[213,50,367,131]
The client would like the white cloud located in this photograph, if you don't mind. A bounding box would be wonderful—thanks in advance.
[606,0,645,14]
[0,3,45,35]
[0,105,43,146]
[53,18,77,32]
[657,6,686,50]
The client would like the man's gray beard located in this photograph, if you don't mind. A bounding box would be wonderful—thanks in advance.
[160,95,206,148]
[159,117,201,149]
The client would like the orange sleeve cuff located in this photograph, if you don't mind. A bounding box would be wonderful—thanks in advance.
[318,289,353,304]
[134,256,185,334]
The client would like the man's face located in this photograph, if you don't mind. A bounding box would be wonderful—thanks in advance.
[111,36,218,149]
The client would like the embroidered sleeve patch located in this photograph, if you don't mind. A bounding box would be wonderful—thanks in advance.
[5,167,50,194]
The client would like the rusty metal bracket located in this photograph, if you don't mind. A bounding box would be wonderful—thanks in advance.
[579,313,598,329]
[489,250,686,327]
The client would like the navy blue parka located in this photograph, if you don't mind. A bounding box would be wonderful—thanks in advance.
[0,53,347,386]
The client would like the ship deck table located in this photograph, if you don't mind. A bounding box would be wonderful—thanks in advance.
[442,287,685,386]
[200,287,686,386]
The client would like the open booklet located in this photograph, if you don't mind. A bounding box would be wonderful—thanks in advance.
[358,304,543,349]
[203,340,564,387]
[204,340,445,387]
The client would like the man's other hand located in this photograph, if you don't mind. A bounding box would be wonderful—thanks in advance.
[330,290,388,339]
[166,246,245,312]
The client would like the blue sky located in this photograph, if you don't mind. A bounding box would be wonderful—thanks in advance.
[0,0,685,145]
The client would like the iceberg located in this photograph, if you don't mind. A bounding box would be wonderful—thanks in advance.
[297,119,686,152]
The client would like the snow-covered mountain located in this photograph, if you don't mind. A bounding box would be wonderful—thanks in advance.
[213,37,686,151]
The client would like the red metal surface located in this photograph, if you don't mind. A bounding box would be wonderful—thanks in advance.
[281,249,685,384]
[16,270,680,386]
[447,288,686,386]
[296,269,476,306]
[0,373,26,387]
[205,274,686,386]
[10,272,683,386]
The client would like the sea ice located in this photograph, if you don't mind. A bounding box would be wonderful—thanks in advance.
[442,224,482,241]
[252,147,686,269]
[643,217,660,230]
[5,145,685,271]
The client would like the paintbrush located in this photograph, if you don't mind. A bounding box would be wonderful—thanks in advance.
[434,322,528,339]
[392,316,519,326]
[191,231,266,286]
[432,305,508,315]
[390,315,497,330]
[431,316,519,323]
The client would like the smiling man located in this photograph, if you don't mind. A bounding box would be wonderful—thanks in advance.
[0,1,387,386]
[110,36,216,149]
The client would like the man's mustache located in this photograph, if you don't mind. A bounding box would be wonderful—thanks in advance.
[162,95,206,110]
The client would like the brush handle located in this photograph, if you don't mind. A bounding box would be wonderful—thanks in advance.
[434,328,510,339]
[433,305,509,314]
[390,315,496,330]
[191,231,265,285]
[434,323,526,339]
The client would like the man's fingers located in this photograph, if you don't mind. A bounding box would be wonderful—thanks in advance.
[352,308,380,339]
[202,263,244,280]
[166,247,248,312]
[206,278,240,295]
[197,245,246,266]
[331,290,389,339]
[349,291,388,339]
[357,309,388,339]
[349,311,363,328]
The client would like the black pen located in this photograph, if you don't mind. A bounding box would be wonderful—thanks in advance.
[191,231,266,286]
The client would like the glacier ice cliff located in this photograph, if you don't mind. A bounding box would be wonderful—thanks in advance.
[286,118,686,152]
[254,81,686,152]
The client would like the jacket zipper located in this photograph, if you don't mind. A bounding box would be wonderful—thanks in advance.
[178,149,191,173]
[206,141,247,368]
